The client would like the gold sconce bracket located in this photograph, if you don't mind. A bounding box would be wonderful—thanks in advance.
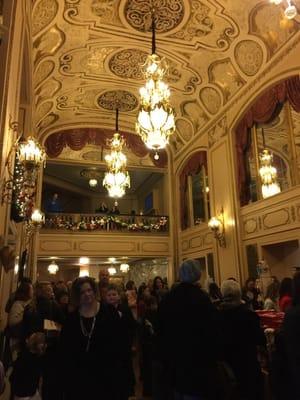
[208,207,226,248]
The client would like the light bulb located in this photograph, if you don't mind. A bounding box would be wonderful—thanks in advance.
[89,178,98,187]
[79,257,90,265]
[284,4,297,19]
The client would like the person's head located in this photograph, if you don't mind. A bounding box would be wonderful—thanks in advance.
[153,276,164,291]
[209,282,222,300]
[221,280,242,305]
[55,280,67,292]
[126,280,136,291]
[71,277,98,307]
[143,286,151,299]
[279,277,293,298]
[106,284,120,308]
[179,259,201,284]
[271,276,279,284]
[56,290,69,306]
[15,281,33,301]
[26,332,47,356]
[98,268,109,285]
[292,272,300,306]
[53,193,58,200]
[244,278,255,291]
[266,282,279,302]
[145,295,158,312]
[147,279,153,290]
[36,282,54,300]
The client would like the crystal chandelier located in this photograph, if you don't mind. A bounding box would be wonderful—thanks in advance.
[270,0,298,19]
[258,129,281,199]
[136,10,175,158]
[103,109,130,198]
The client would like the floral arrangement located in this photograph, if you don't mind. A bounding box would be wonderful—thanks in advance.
[44,215,168,233]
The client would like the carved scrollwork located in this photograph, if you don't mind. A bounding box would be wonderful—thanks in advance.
[97,90,138,111]
[33,0,58,37]
[171,0,212,40]
[184,76,200,94]
[124,0,185,33]
[59,54,73,74]
[56,95,69,110]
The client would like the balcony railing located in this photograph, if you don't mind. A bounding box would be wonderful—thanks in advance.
[42,213,169,234]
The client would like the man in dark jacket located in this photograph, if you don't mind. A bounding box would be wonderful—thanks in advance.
[158,259,221,400]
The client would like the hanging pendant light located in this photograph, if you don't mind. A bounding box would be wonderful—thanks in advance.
[259,128,281,199]
[136,9,175,159]
[48,260,59,275]
[103,109,130,198]
[270,0,298,19]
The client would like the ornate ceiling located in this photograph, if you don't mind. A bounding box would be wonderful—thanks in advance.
[32,0,300,155]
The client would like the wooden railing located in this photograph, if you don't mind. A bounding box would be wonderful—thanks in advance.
[42,213,169,234]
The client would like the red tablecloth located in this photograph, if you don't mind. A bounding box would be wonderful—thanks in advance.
[256,310,284,330]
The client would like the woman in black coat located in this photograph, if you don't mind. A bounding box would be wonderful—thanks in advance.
[158,259,222,400]
[60,277,127,400]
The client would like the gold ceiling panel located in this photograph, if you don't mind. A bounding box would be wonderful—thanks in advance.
[32,0,299,151]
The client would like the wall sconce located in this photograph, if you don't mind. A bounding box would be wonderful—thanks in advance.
[1,134,46,222]
[25,208,45,238]
[208,207,226,248]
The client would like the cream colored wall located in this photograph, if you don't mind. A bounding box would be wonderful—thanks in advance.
[174,32,300,285]
[0,0,33,329]
[262,240,300,280]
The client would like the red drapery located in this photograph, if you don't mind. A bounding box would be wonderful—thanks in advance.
[179,151,207,230]
[45,128,168,168]
[236,76,300,206]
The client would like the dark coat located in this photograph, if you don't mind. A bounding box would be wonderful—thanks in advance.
[283,305,300,399]
[60,303,127,400]
[218,302,266,400]
[157,282,221,398]
[10,349,42,397]
[22,297,65,339]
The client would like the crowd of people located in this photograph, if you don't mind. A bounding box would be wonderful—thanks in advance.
[2,262,300,400]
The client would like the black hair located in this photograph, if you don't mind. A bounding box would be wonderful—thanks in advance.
[71,277,98,307]
[279,277,293,299]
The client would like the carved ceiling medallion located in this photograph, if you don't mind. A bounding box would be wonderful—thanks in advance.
[124,0,185,33]
[109,49,147,80]
[109,49,182,83]
[97,90,138,111]
[235,40,264,76]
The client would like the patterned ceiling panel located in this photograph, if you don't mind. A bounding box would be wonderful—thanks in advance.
[32,0,300,155]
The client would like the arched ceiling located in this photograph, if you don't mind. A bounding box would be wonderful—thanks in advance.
[32,0,300,154]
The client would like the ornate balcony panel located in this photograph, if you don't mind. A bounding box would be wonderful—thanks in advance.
[241,186,300,243]
[179,224,213,259]
[38,232,170,258]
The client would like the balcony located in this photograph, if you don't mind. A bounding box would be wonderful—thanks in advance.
[38,213,170,258]
[42,213,169,234]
